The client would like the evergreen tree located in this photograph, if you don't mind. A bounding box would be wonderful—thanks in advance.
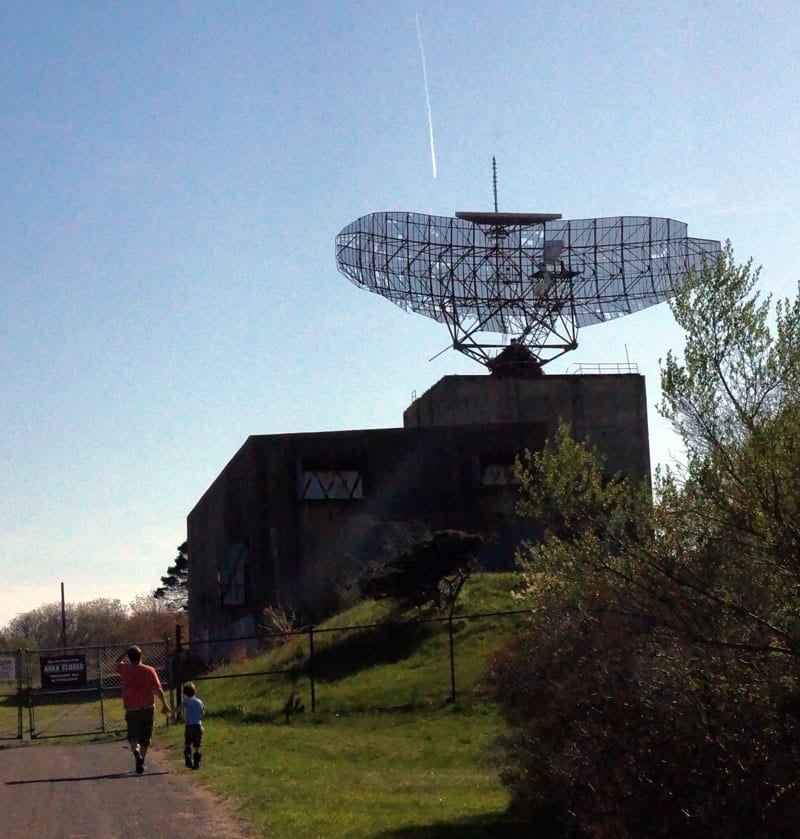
[154,541,189,611]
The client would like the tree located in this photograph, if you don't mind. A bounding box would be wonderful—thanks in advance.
[126,593,186,641]
[658,243,800,652]
[3,598,129,648]
[154,541,189,611]
[360,530,484,611]
[1,594,188,648]
[3,603,65,650]
[68,599,130,646]
[488,247,800,835]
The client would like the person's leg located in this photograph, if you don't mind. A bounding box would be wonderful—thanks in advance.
[128,708,154,771]
[125,711,144,773]
[184,726,193,767]
[139,708,155,762]
[125,711,137,750]
[192,725,202,769]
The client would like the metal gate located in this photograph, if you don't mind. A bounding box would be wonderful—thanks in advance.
[0,651,23,739]
[25,640,172,739]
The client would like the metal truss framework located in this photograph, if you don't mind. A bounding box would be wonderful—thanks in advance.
[335,211,721,367]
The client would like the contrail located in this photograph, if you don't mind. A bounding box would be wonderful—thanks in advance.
[415,9,437,178]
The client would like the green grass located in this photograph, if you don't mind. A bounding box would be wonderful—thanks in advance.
[157,573,529,838]
[0,694,23,740]
[166,711,515,837]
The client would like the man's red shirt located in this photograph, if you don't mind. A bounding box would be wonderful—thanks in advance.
[116,661,162,710]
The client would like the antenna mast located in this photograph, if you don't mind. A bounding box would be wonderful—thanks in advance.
[492,156,498,213]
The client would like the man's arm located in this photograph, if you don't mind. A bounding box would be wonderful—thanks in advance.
[153,682,171,714]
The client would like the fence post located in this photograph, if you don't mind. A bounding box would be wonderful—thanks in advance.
[165,636,174,721]
[26,649,35,739]
[174,623,183,706]
[448,612,456,703]
[308,625,316,713]
[98,647,106,733]
[16,648,23,739]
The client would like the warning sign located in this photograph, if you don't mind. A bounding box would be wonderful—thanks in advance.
[0,655,15,683]
[40,654,87,688]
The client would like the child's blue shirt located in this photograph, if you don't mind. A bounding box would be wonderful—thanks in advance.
[181,695,205,726]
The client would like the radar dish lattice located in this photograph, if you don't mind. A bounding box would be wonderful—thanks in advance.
[335,210,720,371]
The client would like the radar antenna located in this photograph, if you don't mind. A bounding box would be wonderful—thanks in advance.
[335,178,720,375]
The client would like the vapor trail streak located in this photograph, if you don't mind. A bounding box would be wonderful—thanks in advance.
[415,10,437,178]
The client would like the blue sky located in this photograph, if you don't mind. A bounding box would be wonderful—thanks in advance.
[2,1,799,627]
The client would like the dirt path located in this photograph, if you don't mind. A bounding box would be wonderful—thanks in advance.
[0,740,257,839]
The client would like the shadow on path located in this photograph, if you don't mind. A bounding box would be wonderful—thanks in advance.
[7,770,169,784]
[0,742,255,838]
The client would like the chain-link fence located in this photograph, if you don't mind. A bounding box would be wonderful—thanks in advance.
[0,651,23,739]
[179,608,531,714]
[24,640,173,739]
[6,610,530,739]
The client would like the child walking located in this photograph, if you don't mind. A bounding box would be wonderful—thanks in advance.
[179,682,205,769]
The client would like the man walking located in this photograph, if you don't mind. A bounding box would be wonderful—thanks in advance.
[115,646,171,774]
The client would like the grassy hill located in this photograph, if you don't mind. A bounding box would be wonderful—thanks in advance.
[159,573,530,838]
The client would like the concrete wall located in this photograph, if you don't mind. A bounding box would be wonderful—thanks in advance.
[187,421,548,640]
[404,374,651,479]
[187,373,651,642]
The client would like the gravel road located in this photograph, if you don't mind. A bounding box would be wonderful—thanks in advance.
[0,740,257,839]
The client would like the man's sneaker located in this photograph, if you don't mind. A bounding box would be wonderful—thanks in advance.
[184,751,192,769]
[193,752,201,770]
[135,751,144,775]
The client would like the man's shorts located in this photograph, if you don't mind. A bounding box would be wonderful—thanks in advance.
[125,707,155,747]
